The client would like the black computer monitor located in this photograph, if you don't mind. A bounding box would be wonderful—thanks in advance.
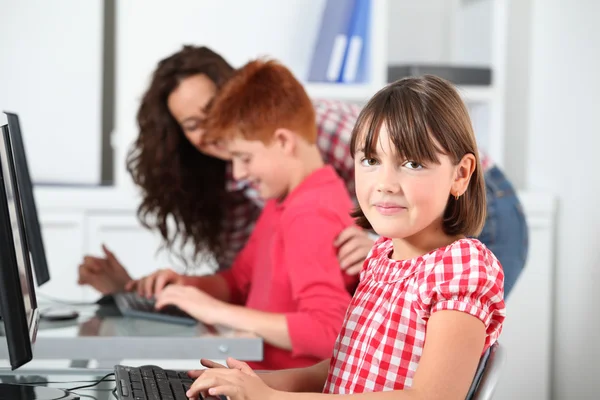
[0,124,39,370]
[3,112,50,286]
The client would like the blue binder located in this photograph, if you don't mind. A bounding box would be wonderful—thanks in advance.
[308,0,357,82]
[339,0,370,83]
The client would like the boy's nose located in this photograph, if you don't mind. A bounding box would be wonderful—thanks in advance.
[191,129,205,147]
[232,161,247,181]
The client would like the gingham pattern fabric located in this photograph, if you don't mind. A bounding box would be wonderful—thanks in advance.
[323,237,506,394]
[219,99,360,268]
[313,99,361,200]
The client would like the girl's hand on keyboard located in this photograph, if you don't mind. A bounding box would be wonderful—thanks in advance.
[154,284,227,325]
[187,358,276,400]
[187,359,228,380]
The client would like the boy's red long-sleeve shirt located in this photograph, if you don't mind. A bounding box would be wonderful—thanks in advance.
[220,166,357,370]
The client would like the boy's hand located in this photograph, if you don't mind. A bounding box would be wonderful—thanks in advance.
[125,268,185,298]
[154,285,228,325]
[335,226,374,276]
[187,358,276,400]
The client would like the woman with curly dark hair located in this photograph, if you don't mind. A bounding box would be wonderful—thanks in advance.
[77,45,374,295]
[78,45,528,300]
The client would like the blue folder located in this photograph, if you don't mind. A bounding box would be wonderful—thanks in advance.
[308,0,357,83]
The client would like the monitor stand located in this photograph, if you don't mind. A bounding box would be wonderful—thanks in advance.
[0,383,80,399]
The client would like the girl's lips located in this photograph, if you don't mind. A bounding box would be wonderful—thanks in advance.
[374,204,406,216]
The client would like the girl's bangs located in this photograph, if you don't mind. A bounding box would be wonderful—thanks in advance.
[351,88,444,165]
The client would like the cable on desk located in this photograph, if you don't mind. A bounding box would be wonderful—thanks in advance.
[7,377,115,386]
[1,375,115,400]
[66,373,116,391]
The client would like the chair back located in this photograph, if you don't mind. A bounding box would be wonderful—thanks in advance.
[465,342,506,400]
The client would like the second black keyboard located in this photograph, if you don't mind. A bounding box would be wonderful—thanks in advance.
[112,292,197,326]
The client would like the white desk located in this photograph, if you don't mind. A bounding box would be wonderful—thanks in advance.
[0,370,128,399]
[0,303,263,372]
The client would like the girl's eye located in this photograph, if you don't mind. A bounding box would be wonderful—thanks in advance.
[360,157,379,167]
[404,161,423,170]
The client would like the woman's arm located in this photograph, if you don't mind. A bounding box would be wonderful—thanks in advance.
[334,226,375,276]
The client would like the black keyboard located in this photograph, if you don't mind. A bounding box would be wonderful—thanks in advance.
[113,292,197,326]
[115,364,195,400]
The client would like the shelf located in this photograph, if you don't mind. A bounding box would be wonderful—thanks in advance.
[456,85,497,104]
[304,82,383,103]
[517,191,557,229]
[306,81,496,105]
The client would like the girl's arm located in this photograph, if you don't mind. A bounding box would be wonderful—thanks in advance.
[405,310,485,399]
[281,310,486,399]
[188,310,486,400]
[258,358,331,393]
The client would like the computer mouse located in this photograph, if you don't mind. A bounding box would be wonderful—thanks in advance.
[39,308,80,321]
[96,294,116,306]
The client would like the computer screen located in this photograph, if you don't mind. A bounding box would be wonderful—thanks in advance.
[3,112,50,286]
[0,123,39,370]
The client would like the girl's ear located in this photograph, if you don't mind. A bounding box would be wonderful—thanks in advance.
[272,128,296,155]
[452,153,477,197]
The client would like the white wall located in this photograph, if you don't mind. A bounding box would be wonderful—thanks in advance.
[0,0,335,186]
[386,0,500,165]
[503,0,533,189]
[0,0,103,184]
[525,1,600,398]
[114,0,328,190]
[387,0,493,65]
[387,0,454,64]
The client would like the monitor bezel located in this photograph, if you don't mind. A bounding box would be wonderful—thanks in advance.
[0,125,39,370]
[4,112,50,286]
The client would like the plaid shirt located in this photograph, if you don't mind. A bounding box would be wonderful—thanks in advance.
[219,99,494,268]
[219,99,360,268]
[323,237,506,394]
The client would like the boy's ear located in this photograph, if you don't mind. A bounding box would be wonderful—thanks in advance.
[452,153,476,197]
[272,128,296,155]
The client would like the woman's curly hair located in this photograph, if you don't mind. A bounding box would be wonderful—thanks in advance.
[126,45,235,267]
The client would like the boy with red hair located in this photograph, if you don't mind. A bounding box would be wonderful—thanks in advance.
[153,59,358,370]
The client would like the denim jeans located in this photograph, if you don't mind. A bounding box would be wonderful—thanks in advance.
[477,166,529,298]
